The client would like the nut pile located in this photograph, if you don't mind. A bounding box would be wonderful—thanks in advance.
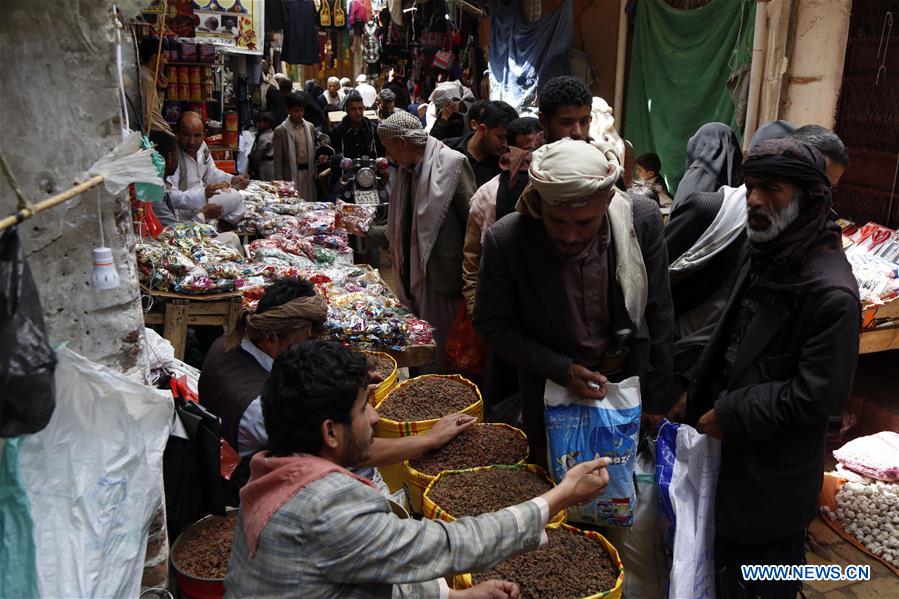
[428,467,552,517]
[365,352,395,381]
[174,517,235,580]
[378,376,477,421]
[822,479,899,567]
[410,425,528,476]
[473,527,618,597]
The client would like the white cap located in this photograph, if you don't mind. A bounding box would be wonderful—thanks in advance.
[356,74,367,83]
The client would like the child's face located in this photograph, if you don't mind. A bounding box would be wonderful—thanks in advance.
[256,121,270,131]
[636,165,655,181]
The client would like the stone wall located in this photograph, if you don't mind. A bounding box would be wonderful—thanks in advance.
[0,0,168,591]
[0,0,146,372]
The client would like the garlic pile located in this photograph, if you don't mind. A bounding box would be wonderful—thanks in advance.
[821,480,899,567]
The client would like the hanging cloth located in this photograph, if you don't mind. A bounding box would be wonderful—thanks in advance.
[284,0,322,65]
[488,0,574,112]
[624,0,756,192]
[363,20,381,64]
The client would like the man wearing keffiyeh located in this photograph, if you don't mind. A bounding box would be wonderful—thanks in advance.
[473,138,675,466]
[356,111,476,370]
[686,138,860,599]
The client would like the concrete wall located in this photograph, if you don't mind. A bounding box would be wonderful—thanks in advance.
[780,0,852,127]
[0,0,145,372]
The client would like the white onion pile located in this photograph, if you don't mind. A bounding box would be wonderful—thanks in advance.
[820,480,899,567]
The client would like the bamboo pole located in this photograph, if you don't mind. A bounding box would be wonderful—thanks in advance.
[0,175,106,233]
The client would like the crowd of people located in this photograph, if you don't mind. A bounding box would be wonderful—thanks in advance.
[141,35,861,593]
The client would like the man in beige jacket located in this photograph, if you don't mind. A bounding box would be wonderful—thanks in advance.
[273,93,318,200]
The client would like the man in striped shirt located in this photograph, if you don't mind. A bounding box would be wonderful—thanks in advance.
[226,341,611,598]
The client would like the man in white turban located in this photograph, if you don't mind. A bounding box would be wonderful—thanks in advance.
[473,138,675,465]
[352,111,476,369]
[320,76,344,108]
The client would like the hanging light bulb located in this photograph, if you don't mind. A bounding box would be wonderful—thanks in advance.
[90,187,120,290]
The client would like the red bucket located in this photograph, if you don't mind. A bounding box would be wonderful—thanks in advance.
[170,511,237,599]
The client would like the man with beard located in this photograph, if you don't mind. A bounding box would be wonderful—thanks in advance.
[319,76,345,109]
[473,139,674,464]
[167,111,248,227]
[352,111,476,369]
[329,92,378,159]
[686,138,861,599]
[225,341,612,597]
[200,277,475,501]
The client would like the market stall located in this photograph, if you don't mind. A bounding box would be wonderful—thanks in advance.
[839,219,899,353]
[136,180,436,367]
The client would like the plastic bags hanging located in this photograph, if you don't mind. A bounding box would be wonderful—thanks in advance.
[656,420,721,599]
[0,228,56,437]
[17,347,172,598]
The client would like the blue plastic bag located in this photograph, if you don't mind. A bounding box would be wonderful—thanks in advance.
[544,376,641,526]
[656,419,680,548]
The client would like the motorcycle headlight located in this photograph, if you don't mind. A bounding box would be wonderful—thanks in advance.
[356,167,376,188]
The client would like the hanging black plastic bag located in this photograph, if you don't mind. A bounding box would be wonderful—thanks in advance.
[0,228,56,437]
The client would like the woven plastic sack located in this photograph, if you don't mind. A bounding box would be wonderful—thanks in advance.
[422,463,565,524]
[452,522,625,598]
[17,347,172,598]
[404,423,528,514]
[360,350,398,406]
[0,229,56,437]
[374,374,483,491]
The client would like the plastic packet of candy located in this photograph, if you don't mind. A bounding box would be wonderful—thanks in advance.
[159,223,218,241]
[405,319,435,346]
[336,201,377,234]
[204,261,245,279]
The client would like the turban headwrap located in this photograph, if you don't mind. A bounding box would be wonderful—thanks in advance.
[516,139,623,218]
[224,294,328,351]
[741,138,859,300]
[377,111,429,143]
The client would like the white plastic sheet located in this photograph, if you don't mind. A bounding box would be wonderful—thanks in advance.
[17,347,173,598]
[82,130,164,194]
[657,422,721,599]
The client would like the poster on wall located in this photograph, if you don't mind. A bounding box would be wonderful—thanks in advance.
[142,0,197,38]
[192,0,263,55]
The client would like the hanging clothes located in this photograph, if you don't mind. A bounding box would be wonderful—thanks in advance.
[265,0,288,33]
[488,0,574,112]
[363,20,380,64]
[283,0,320,65]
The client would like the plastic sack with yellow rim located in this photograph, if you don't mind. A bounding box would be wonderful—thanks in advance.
[421,463,565,524]
[453,522,624,598]
[404,423,528,515]
[359,350,398,406]
[374,374,483,492]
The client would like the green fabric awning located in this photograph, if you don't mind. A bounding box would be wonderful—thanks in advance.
[624,0,755,194]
